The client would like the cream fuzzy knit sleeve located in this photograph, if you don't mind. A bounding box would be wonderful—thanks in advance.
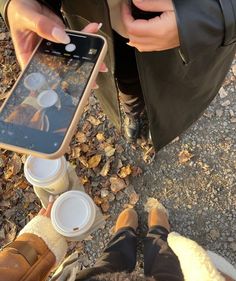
[167,232,225,281]
[19,215,67,265]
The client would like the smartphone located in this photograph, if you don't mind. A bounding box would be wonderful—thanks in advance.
[130,1,162,20]
[0,30,107,159]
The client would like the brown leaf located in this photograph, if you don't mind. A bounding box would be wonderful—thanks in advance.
[80,143,89,153]
[4,154,22,179]
[87,116,101,126]
[118,165,132,178]
[76,131,87,143]
[178,150,193,164]
[96,132,105,142]
[104,145,116,157]
[101,201,110,213]
[100,160,111,177]
[132,166,143,177]
[3,221,17,245]
[129,193,140,205]
[79,176,89,185]
[78,156,88,168]
[71,146,81,159]
[110,175,127,193]
[88,154,102,169]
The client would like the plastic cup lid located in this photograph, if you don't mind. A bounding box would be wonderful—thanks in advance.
[51,191,96,236]
[37,90,58,108]
[24,73,46,91]
[24,155,62,184]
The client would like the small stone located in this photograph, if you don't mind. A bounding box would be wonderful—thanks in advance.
[228,237,234,242]
[101,189,109,198]
[221,100,230,107]
[209,229,220,240]
[229,110,235,117]
[230,242,236,251]
[216,109,223,117]
[219,87,228,98]
[230,117,236,123]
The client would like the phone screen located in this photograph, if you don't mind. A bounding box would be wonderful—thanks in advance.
[0,32,105,154]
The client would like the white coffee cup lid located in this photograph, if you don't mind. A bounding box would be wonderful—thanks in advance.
[24,155,62,185]
[37,90,58,108]
[51,191,96,237]
[24,72,46,91]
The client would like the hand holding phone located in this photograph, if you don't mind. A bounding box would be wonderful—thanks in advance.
[0,30,107,159]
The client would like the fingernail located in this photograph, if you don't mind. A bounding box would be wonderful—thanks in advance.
[52,27,70,44]
[101,66,108,72]
[97,23,103,30]
[93,83,99,89]
[49,195,54,203]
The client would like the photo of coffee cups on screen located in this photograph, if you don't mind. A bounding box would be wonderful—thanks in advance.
[2,51,94,137]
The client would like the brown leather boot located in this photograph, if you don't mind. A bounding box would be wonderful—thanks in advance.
[115,208,138,233]
[148,203,170,231]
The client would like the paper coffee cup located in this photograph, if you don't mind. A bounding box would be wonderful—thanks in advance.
[24,156,69,194]
[24,73,47,92]
[37,90,59,108]
[51,191,96,240]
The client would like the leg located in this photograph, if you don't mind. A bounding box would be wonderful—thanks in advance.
[113,31,144,116]
[144,205,184,281]
[113,31,145,142]
[76,209,138,280]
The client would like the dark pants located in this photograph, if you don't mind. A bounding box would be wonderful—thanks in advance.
[113,31,145,117]
[76,226,184,281]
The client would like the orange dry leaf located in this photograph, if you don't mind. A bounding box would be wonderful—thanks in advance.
[104,145,116,157]
[87,116,101,126]
[178,150,193,164]
[100,160,111,177]
[76,131,87,143]
[88,154,102,168]
[96,133,105,142]
[110,175,127,193]
[79,176,89,185]
[118,165,132,178]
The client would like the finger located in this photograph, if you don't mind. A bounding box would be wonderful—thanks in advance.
[19,9,70,44]
[99,62,108,72]
[132,0,174,12]
[92,82,99,90]
[82,23,103,33]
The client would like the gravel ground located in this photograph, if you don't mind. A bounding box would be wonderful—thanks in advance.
[0,16,235,273]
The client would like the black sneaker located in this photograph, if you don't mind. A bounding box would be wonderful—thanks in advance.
[123,115,140,143]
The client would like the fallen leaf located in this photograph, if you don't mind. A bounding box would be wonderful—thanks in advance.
[100,160,111,177]
[88,154,102,168]
[79,176,89,185]
[132,166,143,177]
[87,116,101,126]
[129,192,140,205]
[80,143,89,153]
[4,154,22,179]
[178,150,193,164]
[96,133,105,142]
[71,146,81,158]
[118,165,132,178]
[104,145,116,157]
[76,132,87,143]
[101,201,110,213]
[110,175,127,193]
[78,156,88,168]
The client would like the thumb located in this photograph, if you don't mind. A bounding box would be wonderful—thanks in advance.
[22,11,70,44]
[132,0,174,12]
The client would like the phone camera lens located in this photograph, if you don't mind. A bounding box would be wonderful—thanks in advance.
[65,43,76,52]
